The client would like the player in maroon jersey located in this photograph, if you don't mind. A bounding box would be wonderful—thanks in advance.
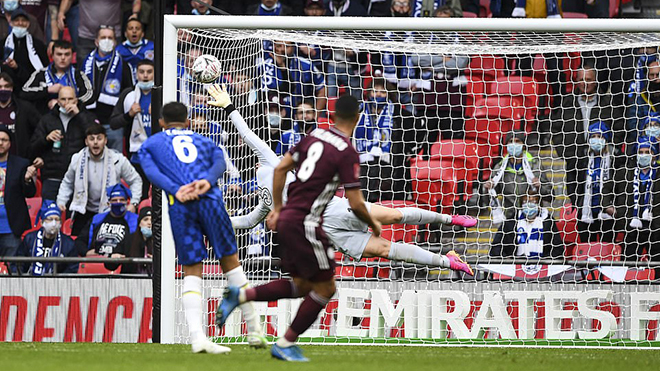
[216,95,380,362]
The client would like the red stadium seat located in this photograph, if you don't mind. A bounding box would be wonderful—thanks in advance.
[464,117,514,178]
[317,117,334,130]
[26,197,42,227]
[479,0,491,17]
[610,0,620,18]
[62,218,74,237]
[138,198,152,212]
[573,242,622,261]
[0,261,7,274]
[463,11,478,17]
[556,203,578,246]
[78,260,122,275]
[464,77,487,117]
[466,56,505,82]
[376,200,419,243]
[488,76,540,125]
[326,97,337,121]
[562,12,588,18]
[410,140,479,214]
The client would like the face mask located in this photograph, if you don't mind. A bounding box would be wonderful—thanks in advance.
[141,226,152,238]
[98,39,115,54]
[137,80,154,91]
[42,220,61,235]
[58,106,70,115]
[11,26,28,39]
[507,142,523,157]
[589,137,606,152]
[638,153,653,167]
[646,126,660,138]
[3,0,18,12]
[522,202,539,219]
[0,89,11,102]
[126,39,142,48]
[110,202,126,215]
[192,8,209,15]
[268,113,281,128]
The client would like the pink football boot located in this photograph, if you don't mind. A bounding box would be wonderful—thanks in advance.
[446,251,474,276]
[451,215,478,228]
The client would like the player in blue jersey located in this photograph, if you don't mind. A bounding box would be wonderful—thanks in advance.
[134,102,266,354]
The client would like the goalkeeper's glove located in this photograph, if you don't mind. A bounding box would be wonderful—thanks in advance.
[207,83,233,109]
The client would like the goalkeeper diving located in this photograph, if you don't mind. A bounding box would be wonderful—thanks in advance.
[207,84,476,274]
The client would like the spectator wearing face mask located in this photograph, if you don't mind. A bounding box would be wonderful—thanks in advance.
[115,19,154,84]
[109,59,153,158]
[117,205,152,274]
[575,121,619,243]
[30,86,98,200]
[0,9,48,92]
[490,189,563,258]
[0,1,45,43]
[484,130,552,224]
[616,136,660,263]
[76,183,138,271]
[82,25,133,153]
[18,200,77,275]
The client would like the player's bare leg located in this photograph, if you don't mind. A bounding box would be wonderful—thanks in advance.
[361,235,474,275]
[182,264,231,354]
[369,204,477,228]
[271,278,335,362]
[220,254,267,349]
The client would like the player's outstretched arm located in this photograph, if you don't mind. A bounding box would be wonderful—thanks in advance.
[345,188,381,237]
[207,83,280,167]
[230,202,270,229]
[266,153,296,230]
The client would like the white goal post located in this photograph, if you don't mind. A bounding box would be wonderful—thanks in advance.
[160,15,660,347]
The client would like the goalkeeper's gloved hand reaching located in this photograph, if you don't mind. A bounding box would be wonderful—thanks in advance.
[207,83,232,109]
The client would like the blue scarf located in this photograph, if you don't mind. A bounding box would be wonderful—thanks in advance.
[30,229,61,276]
[633,167,656,218]
[45,64,79,98]
[83,49,123,107]
[588,157,603,213]
[355,101,394,159]
[118,39,154,82]
[139,91,151,135]
[629,54,658,97]
[259,2,282,15]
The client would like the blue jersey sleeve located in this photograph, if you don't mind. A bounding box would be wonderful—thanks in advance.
[135,139,181,195]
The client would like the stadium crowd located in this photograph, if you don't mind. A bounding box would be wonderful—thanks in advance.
[0,0,657,279]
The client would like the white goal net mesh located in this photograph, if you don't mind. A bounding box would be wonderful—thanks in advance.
[168,23,660,347]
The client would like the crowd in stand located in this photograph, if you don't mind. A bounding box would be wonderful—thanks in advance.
[0,0,655,278]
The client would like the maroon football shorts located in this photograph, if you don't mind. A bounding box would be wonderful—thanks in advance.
[276,214,335,282]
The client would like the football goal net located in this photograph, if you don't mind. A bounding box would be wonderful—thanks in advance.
[159,15,660,348]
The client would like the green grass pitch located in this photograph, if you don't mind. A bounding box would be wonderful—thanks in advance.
[2,342,660,371]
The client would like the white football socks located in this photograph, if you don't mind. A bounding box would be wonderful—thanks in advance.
[397,207,452,225]
[225,266,261,335]
[388,242,450,268]
[182,275,205,342]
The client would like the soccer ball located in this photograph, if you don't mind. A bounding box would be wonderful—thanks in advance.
[191,54,222,83]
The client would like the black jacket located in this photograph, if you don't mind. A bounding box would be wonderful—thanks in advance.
[4,154,36,236]
[21,66,94,115]
[29,105,98,180]
[0,34,49,92]
[3,96,41,158]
